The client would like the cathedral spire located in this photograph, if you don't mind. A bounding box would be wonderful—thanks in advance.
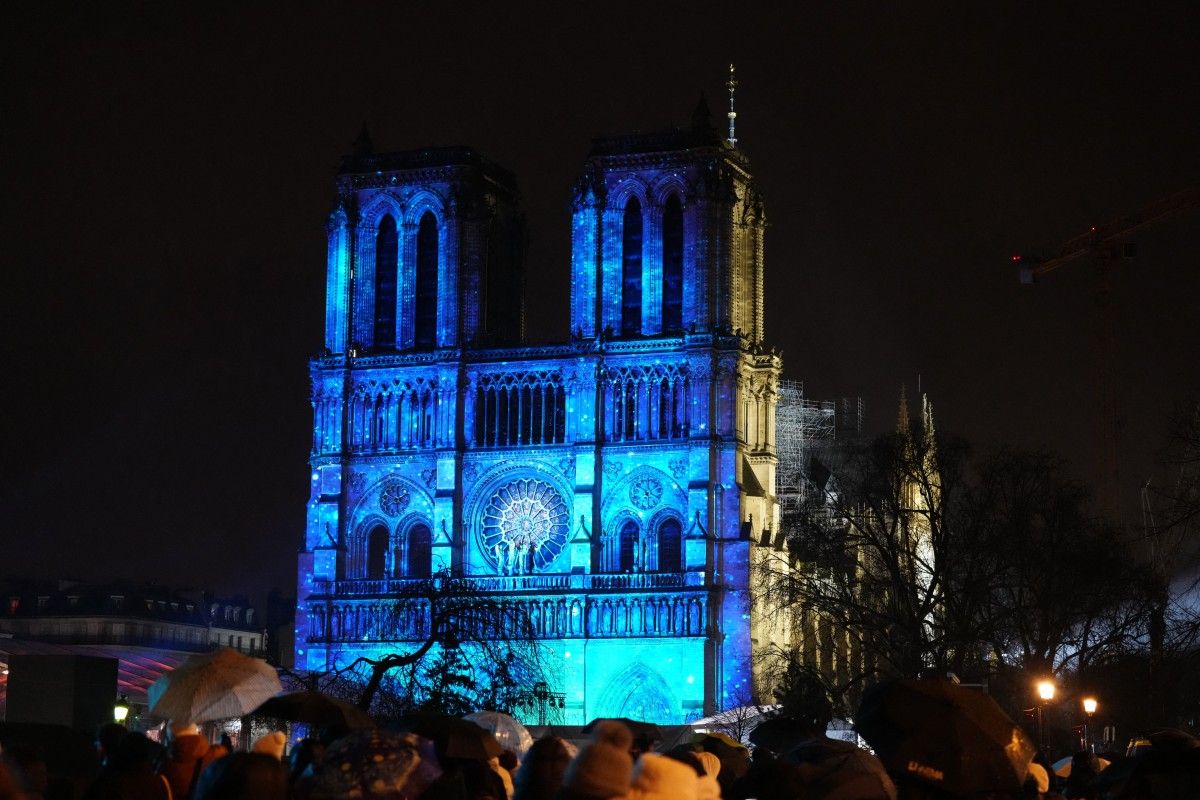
[725,63,739,146]
[921,393,936,445]
[897,384,911,437]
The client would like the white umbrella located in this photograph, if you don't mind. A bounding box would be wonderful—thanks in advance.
[149,647,282,723]
[463,711,534,755]
[1051,755,1110,777]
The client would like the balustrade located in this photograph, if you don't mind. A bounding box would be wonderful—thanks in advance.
[306,588,707,644]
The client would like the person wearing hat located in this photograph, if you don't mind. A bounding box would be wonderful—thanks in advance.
[693,751,722,800]
[560,721,634,800]
[252,732,287,761]
[626,753,699,800]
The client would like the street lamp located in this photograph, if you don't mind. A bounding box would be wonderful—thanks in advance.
[1082,697,1099,752]
[1035,679,1055,759]
[113,694,130,724]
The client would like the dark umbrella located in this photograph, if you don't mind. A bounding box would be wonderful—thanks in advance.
[691,732,751,781]
[582,717,661,749]
[308,730,442,799]
[748,717,812,754]
[1094,732,1200,800]
[389,711,501,761]
[783,738,896,800]
[253,691,375,729]
[855,677,1036,797]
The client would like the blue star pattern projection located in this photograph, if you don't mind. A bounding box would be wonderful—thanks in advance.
[296,112,783,723]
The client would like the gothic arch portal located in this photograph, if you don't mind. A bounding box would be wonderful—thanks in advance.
[595,662,679,723]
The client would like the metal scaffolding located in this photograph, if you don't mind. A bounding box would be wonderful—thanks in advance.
[775,380,863,510]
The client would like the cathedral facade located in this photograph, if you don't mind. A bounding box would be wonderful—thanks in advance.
[295,114,783,723]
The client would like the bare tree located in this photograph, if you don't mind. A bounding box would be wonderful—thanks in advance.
[760,426,983,684]
[309,571,551,714]
[761,429,1150,700]
[967,449,1151,676]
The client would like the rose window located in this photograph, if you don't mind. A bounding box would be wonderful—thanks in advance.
[379,478,411,517]
[628,476,664,510]
[481,479,570,573]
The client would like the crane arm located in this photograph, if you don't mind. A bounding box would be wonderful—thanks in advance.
[1029,186,1200,278]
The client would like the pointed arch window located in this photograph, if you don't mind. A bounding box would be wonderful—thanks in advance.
[407,523,432,578]
[657,518,682,573]
[415,212,438,348]
[366,525,389,580]
[374,215,398,348]
[618,520,639,573]
[621,198,642,337]
[662,195,683,332]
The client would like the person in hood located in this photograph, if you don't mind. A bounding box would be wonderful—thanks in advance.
[84,732,171,800]
[157,721,228,800]
[514,736,572,800]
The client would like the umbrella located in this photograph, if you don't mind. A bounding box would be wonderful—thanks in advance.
[855,677,1037,797]
[748,717,813,754]
[463,711,532,755]
[253,690,375,729]
[308,730,442,799]
[691,732,751,781]
[390,711,501,761]
[783,738,897,800]
[582,717,661,747]
[1051,754,1110,777]
[148,647,282,723]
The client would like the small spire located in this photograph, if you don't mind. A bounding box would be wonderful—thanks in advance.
[922,394,936,443]
[691,91,713,132]
[897,384,911,436]
[352,122,374,158]
[725,63,739,146]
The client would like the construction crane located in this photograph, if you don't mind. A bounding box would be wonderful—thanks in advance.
[1012,186,1200,523]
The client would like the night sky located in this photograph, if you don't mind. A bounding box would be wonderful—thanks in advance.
[3,3,1198,603]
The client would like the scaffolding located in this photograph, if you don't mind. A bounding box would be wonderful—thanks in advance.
[775,380,863,511]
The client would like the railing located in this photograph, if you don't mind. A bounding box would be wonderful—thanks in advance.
[312,571,697,597]
[305,589,709,644]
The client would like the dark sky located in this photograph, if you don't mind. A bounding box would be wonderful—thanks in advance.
[3,2,1198,602]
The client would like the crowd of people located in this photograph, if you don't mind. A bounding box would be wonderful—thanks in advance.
[1,698,1198,799]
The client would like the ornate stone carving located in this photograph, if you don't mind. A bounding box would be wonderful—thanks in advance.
[379,478,410,517]
[669,458,687,479]
[558,457,574,477]
[481,479,570,574]
[420,468,437,489]
[629,476,664,510]
[603,461,623,478]
[462,462,479,485]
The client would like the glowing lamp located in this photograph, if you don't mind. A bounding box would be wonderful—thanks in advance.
[1036,680,1056,701]
[1082,697,1098,715]
[113,694,131,723]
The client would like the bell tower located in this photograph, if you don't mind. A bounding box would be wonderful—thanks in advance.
[323,138,526,356]
[568,96,765,343]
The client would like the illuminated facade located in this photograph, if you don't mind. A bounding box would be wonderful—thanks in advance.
[295,115,783,723]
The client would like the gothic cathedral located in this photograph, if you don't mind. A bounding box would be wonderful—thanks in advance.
[295,108,784,723]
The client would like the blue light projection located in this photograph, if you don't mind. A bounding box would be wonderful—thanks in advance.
[296,129,780,724]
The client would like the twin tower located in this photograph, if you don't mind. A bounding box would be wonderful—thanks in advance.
[296,107,785,723]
